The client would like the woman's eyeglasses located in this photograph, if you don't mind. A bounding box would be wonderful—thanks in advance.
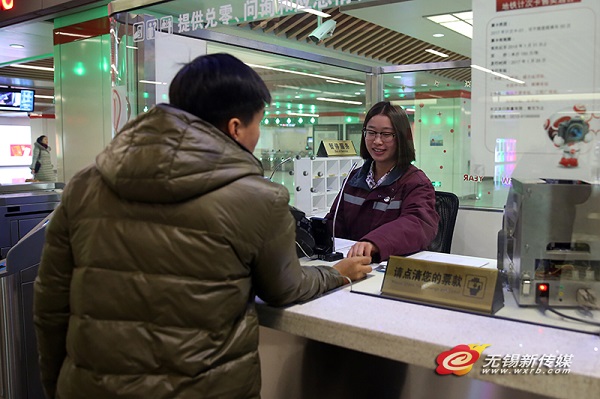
[363,129,396,142]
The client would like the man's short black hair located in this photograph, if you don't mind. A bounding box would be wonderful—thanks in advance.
[169,53,272,131]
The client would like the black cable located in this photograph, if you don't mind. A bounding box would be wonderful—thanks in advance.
[296,241,317,260]
[546,307,600,327]
[538,298,600,327]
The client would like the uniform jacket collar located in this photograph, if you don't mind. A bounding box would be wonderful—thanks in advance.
[348,159,412,190]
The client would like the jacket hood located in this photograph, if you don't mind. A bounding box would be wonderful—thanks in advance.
[96,104,263,203]
[34,141,51,151]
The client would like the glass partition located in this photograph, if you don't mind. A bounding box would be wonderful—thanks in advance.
[109,0,600,212]
[109,5,370,206]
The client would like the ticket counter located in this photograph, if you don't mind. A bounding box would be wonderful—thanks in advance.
[257,257,600,399]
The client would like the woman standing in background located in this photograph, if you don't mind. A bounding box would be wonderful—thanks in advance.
[30,135,55,182]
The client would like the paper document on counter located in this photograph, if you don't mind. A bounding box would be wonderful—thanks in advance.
[409,251,490,268]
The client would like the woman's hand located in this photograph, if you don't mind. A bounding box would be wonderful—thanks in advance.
[333,256,372,281]
[347,241,380,258]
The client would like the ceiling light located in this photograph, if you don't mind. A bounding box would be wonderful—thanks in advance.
[278,1,330,18]
[247,63,364,85]
[302,8,331,18]
[54,32,92,39]
[9,44,24,48]
[453,11,473,23]
[276,84,300,90]
[139,79,168,85]
[288,112,319,117]
[322,91,354,98]
[433,33,445,38]
[427,15,458,24]
[441,21,473,38]
[425,49,449,58]
[316,97,362,105]
[10,64,54,72]
[426,11,473,39]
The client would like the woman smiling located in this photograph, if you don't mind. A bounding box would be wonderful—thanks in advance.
[325,101,439,261]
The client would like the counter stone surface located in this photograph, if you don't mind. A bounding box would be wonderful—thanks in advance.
[256,268,600,399]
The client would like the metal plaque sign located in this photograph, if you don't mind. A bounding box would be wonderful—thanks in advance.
[382,256,504,314]
[316,140,357,157]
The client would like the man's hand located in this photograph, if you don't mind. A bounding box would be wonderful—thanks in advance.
[333,256,372,281]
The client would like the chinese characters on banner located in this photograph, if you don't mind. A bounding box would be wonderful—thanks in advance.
[131,0,351,43]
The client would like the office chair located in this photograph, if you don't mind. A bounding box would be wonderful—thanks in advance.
[427,191,459,254]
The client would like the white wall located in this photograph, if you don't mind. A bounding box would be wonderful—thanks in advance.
[0,115,56,183]
[154,32,207,105]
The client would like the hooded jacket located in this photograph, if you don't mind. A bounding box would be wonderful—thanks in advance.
[326,160,439,261]
[33,104,345,399]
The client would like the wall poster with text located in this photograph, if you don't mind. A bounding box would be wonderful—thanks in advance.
[471,0,600,184]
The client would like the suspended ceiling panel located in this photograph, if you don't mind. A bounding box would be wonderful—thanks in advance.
[341,0,472,57]
[0,21,54,66]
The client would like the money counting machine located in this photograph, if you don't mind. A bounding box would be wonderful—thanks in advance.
[498,178,600,307]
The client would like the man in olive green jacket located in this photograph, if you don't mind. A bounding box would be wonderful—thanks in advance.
[33,54,371,399]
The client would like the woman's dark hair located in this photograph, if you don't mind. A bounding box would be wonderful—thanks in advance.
[169,53,272,131]
[36,135,47,145]
[359,101,415,169]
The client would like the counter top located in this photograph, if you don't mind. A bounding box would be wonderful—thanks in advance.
[256,257,600,399]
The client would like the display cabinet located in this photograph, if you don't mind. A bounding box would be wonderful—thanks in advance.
[293,156,363,216]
